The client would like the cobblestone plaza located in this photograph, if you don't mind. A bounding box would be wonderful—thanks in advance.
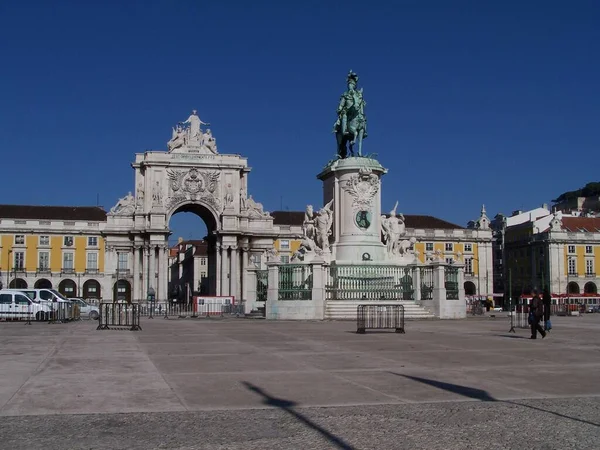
[0,316,599,449]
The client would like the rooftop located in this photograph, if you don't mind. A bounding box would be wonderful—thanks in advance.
[0,204,107,222]
[271,210,463,230]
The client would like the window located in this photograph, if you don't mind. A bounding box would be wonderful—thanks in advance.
[586,245,593,254]
[586,259,594,275]
[280,240,290,250]
[465,258,473,274]
[464,243,472,252]
[568,258,577,275]
[568,245,576,254]
[88,285,97,293]
[200,257,207,265]
[445,243,453,252]
[39,235,50,246]
[63,252,74,270]
[39,251,49,270]
[425,243,434,252]
[0,294,12,304]
[88,237,98,247]
[445,257,454,265]
[64,236,74,247]
[15,234,24,245]
[280,255,290,264]
[14,251,24,269]
[200,271,207,278]
[15,294,30,305]
[117,252,128,271]
[87,252,98,270]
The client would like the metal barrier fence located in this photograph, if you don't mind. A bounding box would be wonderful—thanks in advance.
[136,301,246,319]
[0,301,80,324]
[97,303,142,331]
[356,304,405,334]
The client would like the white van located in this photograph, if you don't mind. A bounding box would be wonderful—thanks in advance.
[0,290,52,321]
[2,289,74,320]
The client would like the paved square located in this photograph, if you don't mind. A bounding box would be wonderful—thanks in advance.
[0,315,599,449]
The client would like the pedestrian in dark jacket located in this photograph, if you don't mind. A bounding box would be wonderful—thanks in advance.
[530,289,546,339]
[542,289,552,332]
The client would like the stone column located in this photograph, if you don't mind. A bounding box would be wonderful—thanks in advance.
[411,264,421,305]
[161,245,169,301]
[241,247,249,303]
[156,245,163,301]
[214,243,221,296]
[142,245,149,300]
[311,261,326,320]
[230,246,239,301]
[132,246,139,300]
[431,263,446,318]
[245,270,257,314]
[221,246,230,296]
[265,263,279,319]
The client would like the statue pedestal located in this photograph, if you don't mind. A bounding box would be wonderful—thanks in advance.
[317,157,387,263]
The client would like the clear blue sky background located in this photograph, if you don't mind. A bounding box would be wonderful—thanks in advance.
[1,1,599,242]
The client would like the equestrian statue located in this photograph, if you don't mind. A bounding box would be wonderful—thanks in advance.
[333,70,368,158]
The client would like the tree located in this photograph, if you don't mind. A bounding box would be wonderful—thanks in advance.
[553,182,600,203]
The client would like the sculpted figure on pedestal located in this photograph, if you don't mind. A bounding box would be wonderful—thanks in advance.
[136,183,144,206]
[333,70,368,158]
[381,201,406,257]
[315,199,334,251]
[239,187,247,210]
[203,129,218,154]
[110,192,136,215]
[167,124,186,152]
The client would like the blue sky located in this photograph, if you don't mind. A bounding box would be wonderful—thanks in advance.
[1,1,599,242]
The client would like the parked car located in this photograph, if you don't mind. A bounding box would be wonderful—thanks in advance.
[68,298,100,320]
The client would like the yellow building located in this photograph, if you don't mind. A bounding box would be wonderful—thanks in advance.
[271,209,494,298]
[0,205,106,299]
[504,209,600,298]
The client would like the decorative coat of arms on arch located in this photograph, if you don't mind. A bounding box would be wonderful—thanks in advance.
[166,168,222,211]
[343,167,380,211]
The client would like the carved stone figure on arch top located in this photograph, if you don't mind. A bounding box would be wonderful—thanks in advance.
[246,195,271,218]
[110,192,136,215]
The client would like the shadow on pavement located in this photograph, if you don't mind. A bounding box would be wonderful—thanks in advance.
[389,372,600,427]
[242,381,356,450]
[493,334,530,339]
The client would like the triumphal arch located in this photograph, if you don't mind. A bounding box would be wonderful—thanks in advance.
[102,110,279,301]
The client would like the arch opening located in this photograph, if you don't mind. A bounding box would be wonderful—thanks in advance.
[113,279,131,302]
[58,279,77,298]
[168,202,219,299]
[567,282,580,295]
[9,278,28,289]
[464,281,477,296]
[83,279,101,299]
[35,278,53,289]
[584,282,597,294]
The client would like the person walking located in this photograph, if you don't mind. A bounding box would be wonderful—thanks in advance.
[542,288,552,332]
[530,289,546,339]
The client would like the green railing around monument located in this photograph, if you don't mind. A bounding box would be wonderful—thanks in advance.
[278,265,313,300]
[420,267,434,300]
[326,265,414,301]
[445,266,459,300]
[256,270,268,302]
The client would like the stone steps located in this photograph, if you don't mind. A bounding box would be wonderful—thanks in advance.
[325,300,435,320]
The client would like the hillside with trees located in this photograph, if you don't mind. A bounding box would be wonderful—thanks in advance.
[553,182,600,203]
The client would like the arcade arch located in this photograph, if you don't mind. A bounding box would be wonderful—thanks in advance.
[58,279,76,298]
[567,282,580,294]
[464,281,477,296]
[35,278,52,289]
[9,278,27,289]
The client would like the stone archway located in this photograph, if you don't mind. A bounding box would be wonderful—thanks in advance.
[464,281,476,296]
[83,279,101,299]
[584,282,597,294]
[113,279,131,302]
[567,282,580,294]
[102,110,281,305]
[58,279,76,298]
[35,278,52,289]
[9,278,27,289]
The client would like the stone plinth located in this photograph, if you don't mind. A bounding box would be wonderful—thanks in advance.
[317,157,388,263]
